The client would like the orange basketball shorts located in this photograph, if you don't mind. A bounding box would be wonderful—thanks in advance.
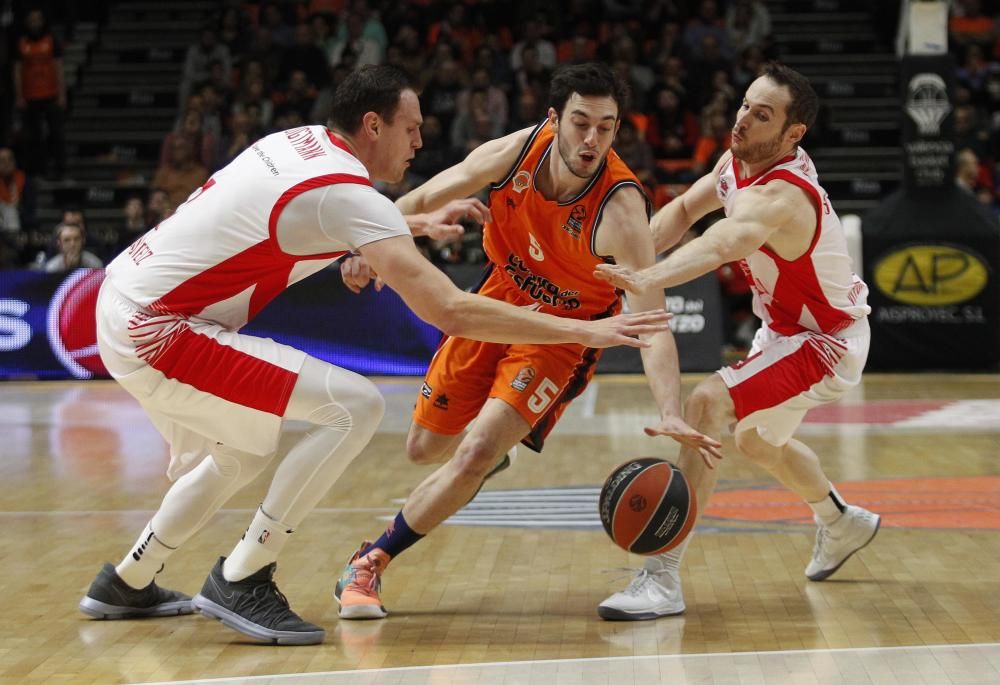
[412,335,601,452]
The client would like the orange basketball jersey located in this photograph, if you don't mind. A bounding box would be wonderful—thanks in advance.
[482,120,649,320]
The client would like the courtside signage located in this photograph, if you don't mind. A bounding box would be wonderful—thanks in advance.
[873,243,990,306]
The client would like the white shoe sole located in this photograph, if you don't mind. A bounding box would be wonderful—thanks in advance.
[806,514,881,582]
[597,603,685,621]
[333,592,388,620]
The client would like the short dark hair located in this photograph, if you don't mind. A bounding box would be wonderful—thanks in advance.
[329,64,412,133]
[548,62,629,120]
[761,62,818,130]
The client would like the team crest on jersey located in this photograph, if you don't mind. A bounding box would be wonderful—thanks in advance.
[512,170,531,193]
[511,366,536,392]
[719,177,729,199]
[421,382,432,399]
[562,204,587,238]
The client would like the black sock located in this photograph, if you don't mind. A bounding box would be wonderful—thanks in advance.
[371,511,424,559]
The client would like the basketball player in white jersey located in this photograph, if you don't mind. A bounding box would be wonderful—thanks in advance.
[77,65,671,644]
[594,63,880,620]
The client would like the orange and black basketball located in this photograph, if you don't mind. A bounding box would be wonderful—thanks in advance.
[598,458,697,555]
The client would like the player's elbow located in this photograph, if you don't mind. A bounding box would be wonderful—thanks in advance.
[419,291,465,336]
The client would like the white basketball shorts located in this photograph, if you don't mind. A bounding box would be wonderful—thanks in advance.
[96,279,307,480]
[717,318,870,446]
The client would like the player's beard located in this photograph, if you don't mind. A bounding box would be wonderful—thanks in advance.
[731,129,786,165]
[556,127,606,180]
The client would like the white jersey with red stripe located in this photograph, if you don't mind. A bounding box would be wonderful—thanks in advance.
[716,147,870,336]
[105,125,410,330]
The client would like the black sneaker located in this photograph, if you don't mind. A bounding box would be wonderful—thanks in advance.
[79,563,193,619]
[192,557,325,645]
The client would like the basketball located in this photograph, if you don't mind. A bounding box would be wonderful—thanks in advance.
[598,458,697,555]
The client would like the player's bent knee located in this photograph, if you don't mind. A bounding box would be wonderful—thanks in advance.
[734,429,780,468]
[451,433,497,480]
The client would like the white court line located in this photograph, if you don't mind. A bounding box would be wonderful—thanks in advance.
[126,642,1000,685]
[0,507,395,518]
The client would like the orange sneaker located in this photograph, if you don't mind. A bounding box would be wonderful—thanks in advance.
[334,542,390,619]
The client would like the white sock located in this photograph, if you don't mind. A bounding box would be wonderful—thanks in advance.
[116,521,176,589]
[644,536,691,574]
[223,506,293,581]
[809,484,847,526]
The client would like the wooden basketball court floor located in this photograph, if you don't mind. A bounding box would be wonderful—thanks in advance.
[1,373,998,685]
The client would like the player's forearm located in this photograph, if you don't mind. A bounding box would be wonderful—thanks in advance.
[640,329,683,419]
[644,238,725,289]
[651,202,692,253]
[439,291,581,344]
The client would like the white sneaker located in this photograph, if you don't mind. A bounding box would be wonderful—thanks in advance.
[597,560,685,621]
[806,504,881,581]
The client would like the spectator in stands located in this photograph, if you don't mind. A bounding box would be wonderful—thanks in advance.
[311,13,338,65]
[949,0,995,51]
[509,13,557,71]
[514,45,552,105]
[451,91,501,151]
[152,136,209,209]
[724,0,772,55]
[112,196,149,257]
[957,44,998,105]
[243,28,282,88]
[614,118,655,188]
[688,34,733,107]
[508,87,545,131]
[683,0,732,61]
[273,69,318,125]
[391,24,427,83]
[233,77,274,133]
[218,6,252,57]
[954,104,991,158]
[408,114,456,182]
[427,4,483,65]
[281,23,329,88]
[44,222,102,272]
[456,67,508,134]
[956,147,995,206]
[691,111,732,177]
[646,86,699,161]
[338,0,388,59]
[260,3,296,49]
[0,147,36,237]
[161,110,218,173]
[473,45,513,95]
[733,44,767,92]
[329,11,382,67]
[421,59,466,134]
[180,26,232,108]
[13,9,66,179]
[147,188,173,226]
[216,109,255,170]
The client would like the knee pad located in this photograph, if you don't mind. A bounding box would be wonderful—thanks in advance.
[288,358,385,438]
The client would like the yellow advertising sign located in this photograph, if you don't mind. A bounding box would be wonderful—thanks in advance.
[874,244,989,306]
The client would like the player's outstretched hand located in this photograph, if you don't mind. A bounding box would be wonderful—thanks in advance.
[593,263,655,294]
[644,416,724,468]
[412,198,492,241]
[578,310,672,349]
[340,255,384,294]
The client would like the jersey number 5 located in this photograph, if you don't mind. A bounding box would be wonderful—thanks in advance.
[527,378,559,413]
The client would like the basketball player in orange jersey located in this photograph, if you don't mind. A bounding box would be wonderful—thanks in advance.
[594,63,881,620]
[334,63,723,619]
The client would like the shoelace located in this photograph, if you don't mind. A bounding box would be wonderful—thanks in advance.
[246,580,298,624]
[349,558,382,597]
[603,567,673,597]
[812,526,832,559]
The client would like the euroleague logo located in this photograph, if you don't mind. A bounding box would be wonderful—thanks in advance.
[47,269,108,379]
